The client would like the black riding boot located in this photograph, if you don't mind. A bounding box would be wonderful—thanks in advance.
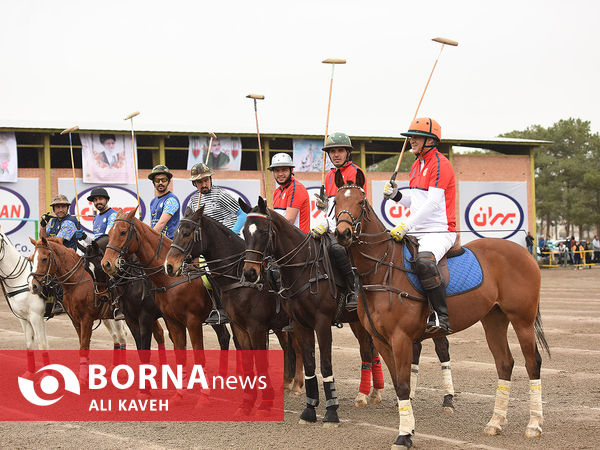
[414,251,451,335]
[329,242,358,310]
[204,281,229,325]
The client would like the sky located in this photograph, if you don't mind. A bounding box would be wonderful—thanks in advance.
[1,0,599,140]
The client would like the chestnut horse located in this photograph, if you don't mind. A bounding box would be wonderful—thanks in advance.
[240,197,384,427]
[333,170,549,449]
[28,237,127,379]
[164,206,305,398]
[100,209,231,362]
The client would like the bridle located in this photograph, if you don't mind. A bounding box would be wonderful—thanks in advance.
[106,217,140,261]
[170,217,203,258]
[335,185,369,241]
[29,243,56,287]
[243,212,275,271]
[0,233,31,284]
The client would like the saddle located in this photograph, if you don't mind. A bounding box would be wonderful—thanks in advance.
[404,235,463,288]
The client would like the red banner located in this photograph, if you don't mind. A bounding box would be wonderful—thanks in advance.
[0,350,283,421]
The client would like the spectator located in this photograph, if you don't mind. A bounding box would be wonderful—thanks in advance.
[569,236,576,265]
[538,235,546,251]
[592,235,600,263]
[525,231,535,256]
[558,241,569,267]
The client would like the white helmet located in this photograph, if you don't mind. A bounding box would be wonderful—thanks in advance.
[267,153,294,170]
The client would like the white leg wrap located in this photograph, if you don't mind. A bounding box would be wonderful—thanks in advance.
[484,379,510,434]
[440,360,454,396]
[397,399,415,436]
[526,379,543,437]
[409,364,418,399]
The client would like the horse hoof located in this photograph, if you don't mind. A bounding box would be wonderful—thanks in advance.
[484,425,501,436]
[392,434,413,449]
[525,426,542,438]
[291,387,303,397]
[369,388,382,404]
[322,421,340,428]
[443,406,455,414]
[299,407,317,424]
[354,392,368,408]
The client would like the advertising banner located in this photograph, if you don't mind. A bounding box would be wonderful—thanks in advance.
[459,181,529,246]
[0,178,40,256]
[0,132,18,182]
[58,178,260,233]
[370,179,411,229]
[0,350,284,421]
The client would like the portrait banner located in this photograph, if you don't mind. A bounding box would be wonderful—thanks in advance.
[0,133,18,182]
[188,137,242,171]
[81,134,136,184]
[293,139,333,172]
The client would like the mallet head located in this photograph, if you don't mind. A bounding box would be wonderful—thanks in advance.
[246,94,265,100]
[208,132,217,139]
[432,37,458,46]
[123,111,140,120]
[60,126,79,135]
[322,58,346,64]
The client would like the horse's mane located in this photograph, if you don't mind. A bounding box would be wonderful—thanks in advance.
[45,238,81,262]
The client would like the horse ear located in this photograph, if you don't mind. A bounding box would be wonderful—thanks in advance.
[29,237,36,245]
[258,196,267,213]
[238,198,252,214]
[334,169,344,188]
[184,206,193,217]
[126,206,138,220]
[355,170,365,189]
[41,236,48,246]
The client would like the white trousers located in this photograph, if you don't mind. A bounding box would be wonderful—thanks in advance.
[415,231,457,263]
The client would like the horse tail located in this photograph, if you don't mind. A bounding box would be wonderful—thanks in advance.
[534,304,551,358]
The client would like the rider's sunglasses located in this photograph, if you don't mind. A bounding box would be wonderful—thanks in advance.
[154,177,169,184]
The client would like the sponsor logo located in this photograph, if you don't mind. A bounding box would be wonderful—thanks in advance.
[464,192,524,239]
[0,186,31,235]
[18,364,80,406]
[73,186,146,233]
[306,186,327,222]
[379,187,411,228]
[182,186,251,212]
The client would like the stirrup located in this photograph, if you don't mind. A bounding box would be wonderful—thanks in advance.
[282,321,294,332]
[113,308,125,321]
[345,292,358,311]
[204,309,229,325]
[425,312,451,335]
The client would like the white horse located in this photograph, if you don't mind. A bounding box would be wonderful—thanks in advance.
[0,226,49,374]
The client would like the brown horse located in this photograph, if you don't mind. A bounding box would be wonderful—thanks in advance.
[28,237,127,379]
[240,197,383,427]
[100,208,231,369]
[333,170,549,449]
[164,206,305,398]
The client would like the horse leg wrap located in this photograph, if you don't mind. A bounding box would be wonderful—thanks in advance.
[397,399,415,436]
[322,375,339,411]
[359,362,372,395]
[27,350,35,373]
[441,361,454,396]
[409,364,419,399]
[304,374,319,408]
[526,379,543,437]
[485,379,510,434]
[372,355,384,389]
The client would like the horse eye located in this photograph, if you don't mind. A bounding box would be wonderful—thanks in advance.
[182,231,191,238]
[120,230,126,236]
[41,257,47,263]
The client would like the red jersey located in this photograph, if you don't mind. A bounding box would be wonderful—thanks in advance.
[324,161,367,198]
[407,148,456,231]
[272,177,310,233]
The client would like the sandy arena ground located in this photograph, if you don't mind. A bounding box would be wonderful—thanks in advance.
[0,267,598,449]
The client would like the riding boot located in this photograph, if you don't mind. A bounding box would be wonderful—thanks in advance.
[51,301,65,316]
[204,283,229,325]
[44,301,54,319]
[282,320,293,332]
[424,284,451,335]
[329,242,358,310]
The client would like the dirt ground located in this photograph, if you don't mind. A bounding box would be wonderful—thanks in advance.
[0,267,599,449]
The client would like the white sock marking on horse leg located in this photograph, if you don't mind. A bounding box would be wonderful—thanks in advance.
[397,399,415,436]
[526,379,543,437]
[409,364,418,399]
[441,360,454,396]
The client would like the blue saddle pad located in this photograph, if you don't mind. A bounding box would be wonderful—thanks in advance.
[404,246,483,296]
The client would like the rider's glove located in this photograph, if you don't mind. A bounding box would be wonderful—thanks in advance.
[390,222,410,242]
[310,223,328,239]
[314,194,329,212]
[76,230,87,241]
[40,213,52,227]
[383,181,400,201]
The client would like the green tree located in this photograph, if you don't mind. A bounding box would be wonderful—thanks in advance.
[501,118,599,239]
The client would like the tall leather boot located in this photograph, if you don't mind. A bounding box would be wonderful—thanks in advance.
[204,278,229,325]
[329,242,357,310]
[424,284,451,334]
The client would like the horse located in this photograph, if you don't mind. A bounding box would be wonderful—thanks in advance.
[28,237,128,379]
[239,197,384,427]
[0,226,49,375]
[100,208,231,377]
[164,206,305,398]
[332,170,549,448]
[84,235,167,361]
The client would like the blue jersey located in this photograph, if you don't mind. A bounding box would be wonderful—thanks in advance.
[92,208,117,239]
[150,192,180,239]
[47,215,79,250]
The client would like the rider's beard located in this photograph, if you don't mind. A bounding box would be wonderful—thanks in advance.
[276,174,292,186]
[95,203,106,212]
[200,186,210,194]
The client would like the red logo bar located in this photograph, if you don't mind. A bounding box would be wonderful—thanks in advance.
[0,350,283,421]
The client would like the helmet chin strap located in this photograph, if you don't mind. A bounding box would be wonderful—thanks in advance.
[415,139,438,158]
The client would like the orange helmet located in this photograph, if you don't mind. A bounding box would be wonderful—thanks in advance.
[401,118,441,142]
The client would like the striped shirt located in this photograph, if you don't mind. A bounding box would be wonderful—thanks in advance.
[189,186,239,229]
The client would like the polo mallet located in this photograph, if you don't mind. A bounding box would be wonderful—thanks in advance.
[124,111,141,209]
[197,132,218,210]
[319,58,346,201]
[60,126,81,221]
[246,94,267,202]
[390,37,458,183]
